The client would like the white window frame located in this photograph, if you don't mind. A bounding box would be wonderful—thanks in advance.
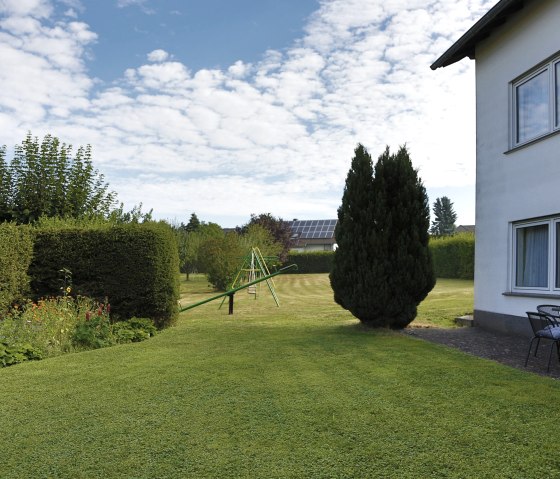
[511,56,560,148]
[511,217,560,294]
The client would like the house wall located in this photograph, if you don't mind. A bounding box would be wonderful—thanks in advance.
[474,0,560,335]
[290,243,335,253]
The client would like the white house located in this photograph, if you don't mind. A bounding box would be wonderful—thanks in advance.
[432,0,560,335]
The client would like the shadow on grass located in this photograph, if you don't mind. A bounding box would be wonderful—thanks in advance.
[329,320,399,336]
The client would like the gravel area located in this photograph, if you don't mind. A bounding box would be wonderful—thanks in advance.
[403,325,560,379]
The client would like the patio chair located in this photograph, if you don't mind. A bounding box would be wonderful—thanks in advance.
[525,311,560,372]
[536,304,560,325]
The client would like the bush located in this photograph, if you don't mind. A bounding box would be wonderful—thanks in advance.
[29,222,180,329]
[430,233,474,279]
[113,318,157,344]
[0,224,33,313]
[198,233,244,290]
[0,296,105,358]
[72,305,114,350]
[285,251,334,273]
[0,342,42,367]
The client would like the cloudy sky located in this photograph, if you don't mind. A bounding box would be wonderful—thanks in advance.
[0,0,494,227]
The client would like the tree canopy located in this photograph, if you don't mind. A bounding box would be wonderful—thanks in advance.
[0,133,116,224]
[238,213,292,262]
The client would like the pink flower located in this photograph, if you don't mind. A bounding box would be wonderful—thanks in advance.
[86,311,91,321]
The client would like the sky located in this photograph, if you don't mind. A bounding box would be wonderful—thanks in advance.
[0,0,495,227]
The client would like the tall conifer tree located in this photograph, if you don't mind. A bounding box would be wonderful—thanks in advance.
[330,144,435,328]
[430,196,457,236]
[330,144,376,314]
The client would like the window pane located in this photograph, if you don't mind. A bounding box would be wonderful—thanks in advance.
[556,223,560,288]
[516,70,550,143]
[516,224,548,288]
[554,63,560,127]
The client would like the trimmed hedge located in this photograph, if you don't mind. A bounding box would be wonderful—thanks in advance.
[286,251,334,274]
[429,233,474,280]
[29,222,179,329]
[286,236,474,280]
[0,224,33,313]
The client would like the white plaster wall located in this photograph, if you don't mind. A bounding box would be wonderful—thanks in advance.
[475,0,560,318]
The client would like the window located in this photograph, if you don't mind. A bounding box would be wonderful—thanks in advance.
[516,70,549,144]
[512,57,560,146]
[515,223,548,288]
[556,62,560,128]
[512,217,560,293]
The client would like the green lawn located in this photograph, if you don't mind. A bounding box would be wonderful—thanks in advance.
[415,278,474,327]
[2,274,560,478]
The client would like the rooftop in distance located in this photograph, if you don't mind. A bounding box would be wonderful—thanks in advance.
[289,219,338,240]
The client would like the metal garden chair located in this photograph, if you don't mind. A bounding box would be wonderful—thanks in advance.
[536,304,560,325]
[525,311,560,372]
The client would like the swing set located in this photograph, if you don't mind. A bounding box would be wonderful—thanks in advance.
[179,247,295,315]
[221,246,280,308]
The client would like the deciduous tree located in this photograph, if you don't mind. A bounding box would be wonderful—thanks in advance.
[0,133,116,223]
[238,213,292,262]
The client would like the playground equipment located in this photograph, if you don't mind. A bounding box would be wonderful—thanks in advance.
[179,264,297,315]
[223,247,279,307]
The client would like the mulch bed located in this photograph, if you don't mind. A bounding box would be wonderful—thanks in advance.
[403,326,560,379]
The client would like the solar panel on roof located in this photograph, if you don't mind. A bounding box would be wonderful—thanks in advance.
[289,220,337,239]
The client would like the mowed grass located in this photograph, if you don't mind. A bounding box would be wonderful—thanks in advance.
[2,274,560,478]
[415,278,474,327]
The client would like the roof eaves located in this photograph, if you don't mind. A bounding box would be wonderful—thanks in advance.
[430,0,526,70]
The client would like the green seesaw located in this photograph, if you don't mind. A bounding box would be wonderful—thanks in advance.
[179,264,297,315]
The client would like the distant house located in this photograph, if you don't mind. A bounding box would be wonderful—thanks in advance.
[289,219,337,252]
[432,0,560,335]
[455,225,475,235]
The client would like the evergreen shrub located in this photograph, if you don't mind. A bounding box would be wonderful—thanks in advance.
[29,222,179,328]
[330,144,435,329]
[286,251,334,274]
[430,233,474,279]
[0,224,33,313]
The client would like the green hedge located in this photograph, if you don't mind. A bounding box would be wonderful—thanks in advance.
[29,222,179,328]
[429,233,474,280]
[0,224,34,313]
[286,236,474,280]
[286,251,334,274]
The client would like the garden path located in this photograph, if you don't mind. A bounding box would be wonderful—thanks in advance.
[405,326,560,380]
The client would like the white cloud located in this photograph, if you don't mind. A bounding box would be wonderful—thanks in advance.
[116,0,154,15]
[0,0,52,18]
[147,48,169,62]
[0,0,490,226]
[116,0,144,7]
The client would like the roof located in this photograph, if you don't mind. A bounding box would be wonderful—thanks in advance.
[455,225,475,234]
[290,219,337,240]
[430,0,527,70]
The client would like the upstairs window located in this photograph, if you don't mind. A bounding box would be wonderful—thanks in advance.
[512,57,560,146]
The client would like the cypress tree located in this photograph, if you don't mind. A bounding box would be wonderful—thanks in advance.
[330,144,435,329]
[330,144,376,314]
